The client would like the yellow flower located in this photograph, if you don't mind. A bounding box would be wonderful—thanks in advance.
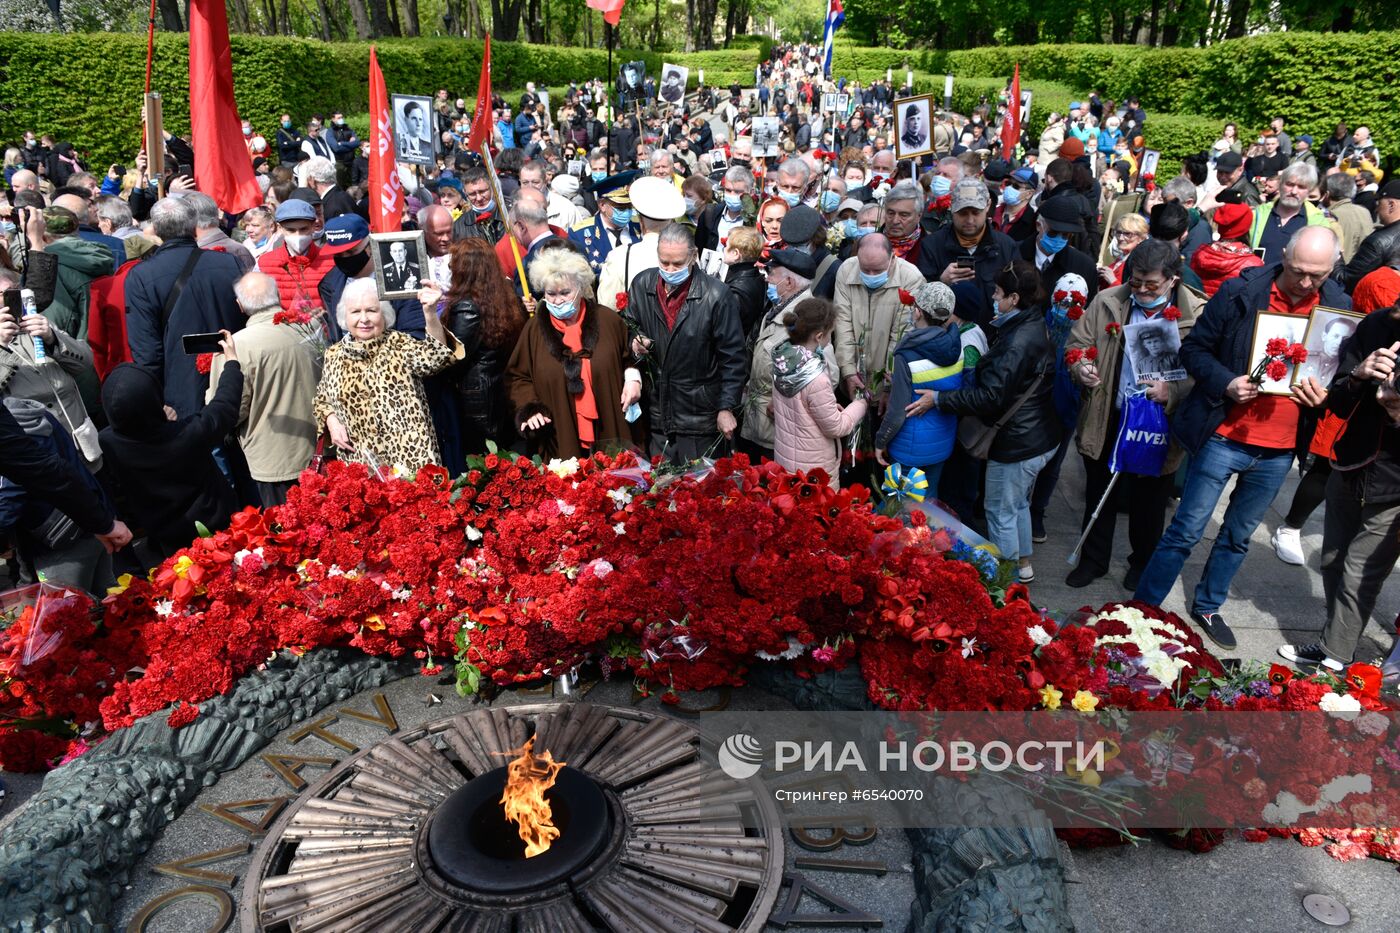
[171,555,195,579]
[106,573,135,597]
[1039,685,1063,710]
[363,615,385,632]
[1071,690,1100,713]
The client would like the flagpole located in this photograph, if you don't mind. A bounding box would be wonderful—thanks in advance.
[605,17,613,172]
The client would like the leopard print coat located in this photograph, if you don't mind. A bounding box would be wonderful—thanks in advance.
[313,330,464,473]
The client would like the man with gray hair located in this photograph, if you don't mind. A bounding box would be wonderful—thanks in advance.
[94,195,141,240]
[206,271,320,507]
[302,155,357,221]
[1247,161,1331,265]
[774,158,812,208]
[695,164,757,252]
[622,222,746,463]
[124,196,244,416]
[186,191,254,273]
[833,231,925,400]
[599,176,687,310]
[1160,174,1212,262]
[1321,171,1374,263]
[506,187,556,294]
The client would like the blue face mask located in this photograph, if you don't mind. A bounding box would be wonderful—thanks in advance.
[1040,232,1069,255]
[683,196,699,216]
[766,283,780,303]
[819,190,841,212]
[779,190,801,207]
[659,265,692,287]
[0,220,15,236]
[475,197,495,216]
[860,270,889,290]
[1135,290,1170,310]
[611,208,633,226]
[1001,185,1022,207]
[546,299,577,320]
[724,193,744,212]
[931,175,952,197]
[841,219,859,238]
[592,170,608,182]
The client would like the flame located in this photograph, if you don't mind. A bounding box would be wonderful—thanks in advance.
[500,737,565,857]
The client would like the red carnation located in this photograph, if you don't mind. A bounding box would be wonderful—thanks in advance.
[615,292,628,311]
[1162,305,1181,321]
[1053,289,1068,304]
[1085,347,1099,362]
[195,353,213,375]
[1287,342,1309,364]
[1064,348,1084,367]
[1066,304,1084,321]
[1265,337,1288,357]
[1266,359,1288,382]
[1105,322,1122,337]
[898,288,916,305]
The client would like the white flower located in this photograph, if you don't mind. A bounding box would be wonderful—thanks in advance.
[465,525,483,542]
[555,498,576,516]
[391,464,413,479]
[588,559,614,579]
[607,487,634,507]
[547,457,580,477]
[392,587,412,601]
[327,565,344,577]
[613,522,627,535]
[756,636,808,661]
[961,637,978,658]
[1262,791,1305,824]
[153,599,175,618]
[1319,773,1371,804]
[1318,691,1362,716]
[1027,625,1053,647]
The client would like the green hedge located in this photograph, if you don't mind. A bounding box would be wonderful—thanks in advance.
[830,39,947,79]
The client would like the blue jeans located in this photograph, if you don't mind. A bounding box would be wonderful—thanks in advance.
[1134,435,1294,615]
[984,449,1055,562]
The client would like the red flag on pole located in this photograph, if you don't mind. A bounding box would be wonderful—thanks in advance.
[466,36,494,154]
[1001,63,1021,162]
[586,0,626,26]
[187,0,261,215]
[368,46,403,233]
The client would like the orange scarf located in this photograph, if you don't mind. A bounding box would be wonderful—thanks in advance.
[550,305,598,448]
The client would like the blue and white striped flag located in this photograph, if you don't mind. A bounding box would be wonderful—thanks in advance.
[821,0,845,77]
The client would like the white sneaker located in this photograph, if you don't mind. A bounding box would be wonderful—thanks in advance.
[1018,563,1034,583]
[1272,526,1305,566]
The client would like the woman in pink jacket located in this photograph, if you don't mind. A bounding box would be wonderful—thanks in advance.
[770,298,868,485]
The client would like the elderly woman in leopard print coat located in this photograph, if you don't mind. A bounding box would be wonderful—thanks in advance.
[314,277,464,473]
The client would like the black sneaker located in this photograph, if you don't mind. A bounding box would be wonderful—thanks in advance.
[1065,565,1104,588]
[1031,514,1047,544]
[1277,642,1344,673]
[1191,611,1237,650]
[1122,565,1143,591]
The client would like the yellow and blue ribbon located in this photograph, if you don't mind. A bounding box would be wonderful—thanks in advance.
[881,463,928,503]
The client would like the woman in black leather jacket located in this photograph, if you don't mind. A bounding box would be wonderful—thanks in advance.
[722,226,767,342]
[442,239,529,453]
[933,260,1060,583]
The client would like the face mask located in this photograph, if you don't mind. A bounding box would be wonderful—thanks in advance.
[611,208,633,225]
[284,233,312,255]
[724,193,744,212]
[659,266,692,287]
[819,191,841,212]
[766,283,780,303]
[24,139,35,148]
[779,190,801,207]
[1135,290,1170,310]
[546,299,577,320]
[840,218,860,238]
[684,196,699,216]
[334,249,370,276]
[1040,233,1069,255]
[1001,186,1022,207]
[282,120,292,129]
[1109,238,1126,261]
[242,126,252,137]
[860,270,888,290]
[473,198,495,216]
[931,175,952,197]
[333,119,344,127]
[0,220,15,236]
[592,170,608,182]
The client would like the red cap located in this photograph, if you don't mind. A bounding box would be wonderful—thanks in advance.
[1214,202,1254,240]
[1059,137,1085,161]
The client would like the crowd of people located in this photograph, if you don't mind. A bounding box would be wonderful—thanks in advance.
[2,40,1399,688]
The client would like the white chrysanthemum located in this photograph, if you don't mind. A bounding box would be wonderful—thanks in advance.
[465,525,483,541]
[555,499,577,516]
[547,457,580,477]
[1318,691,1362,715]
[1027,625,1053,647]
[613,522,626,535]
[153,599,175,618]
[756,636,808,661]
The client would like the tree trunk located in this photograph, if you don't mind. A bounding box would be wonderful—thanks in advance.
[1110,9,1124,43]
[157,0,183,29]
[278,0,290,33]
[685,0,696,52]
[260,0,276,33]
[490,0,524,39]
[402,0,420,35]
[368,0,395,35]
[1128,13,1144,41]
[344,0,373,37]
[1224,0,1250,38]
[228,0,251,32]
[1331,4,1355,30]
[312,0,331,38]
[386,0,404,35]
[1148,0,1161,44]
[525,0,544,42]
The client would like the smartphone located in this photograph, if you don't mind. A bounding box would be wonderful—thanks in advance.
[2,288,21,317]
[112,164,127,178]
[1252,246,1268,261]
[182,332,224,355]
[177,163,193,178]
[956,257,975,269]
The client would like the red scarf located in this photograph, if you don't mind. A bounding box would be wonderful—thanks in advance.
[657,274,691,331]
[550,305,598,448]
[888,230,922,261]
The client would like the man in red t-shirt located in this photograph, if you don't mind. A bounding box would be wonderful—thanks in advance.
[1133,226,1348,649]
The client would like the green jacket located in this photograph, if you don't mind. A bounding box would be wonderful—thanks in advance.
[39,236,113,340]
[1248,199,1334,250]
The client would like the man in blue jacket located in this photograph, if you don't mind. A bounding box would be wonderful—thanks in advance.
[1134,227,1347,649]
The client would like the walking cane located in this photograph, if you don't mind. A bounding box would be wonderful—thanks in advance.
[1067,471,1120,565]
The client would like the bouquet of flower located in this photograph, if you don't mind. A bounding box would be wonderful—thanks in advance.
[1250,336,1308,385]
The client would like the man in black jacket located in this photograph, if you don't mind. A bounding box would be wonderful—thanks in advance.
[1336,178,1400,291]
[1278,309,1400,682]
[1019,197,1098,304]
[1135,227,1348,649]
[918,179,1018,324]
[623,223,747,463]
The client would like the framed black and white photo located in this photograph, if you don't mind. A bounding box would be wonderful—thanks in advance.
[1249,310,1310,396]
[706,148,727,171]
[836,93,850,114]
[1019,90,1033,126]
[660,63,688,105]
[619,61,647,105]
[371,230,427,300]
[752,117,782,158]
[699,247,725,278]
[894,94,934,161]
[821,92,839,113]
[1124,317,1187,383]
[392,94,435,166]
[1294,307,1364,388]
[1138,148,1161,181]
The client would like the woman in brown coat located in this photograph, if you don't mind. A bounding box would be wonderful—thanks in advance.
[506,246,642,459]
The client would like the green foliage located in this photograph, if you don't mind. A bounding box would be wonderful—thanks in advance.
[727,34,775,60]
[829,39,947,79]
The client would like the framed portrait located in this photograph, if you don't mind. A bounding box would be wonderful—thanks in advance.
[894,94,934,161]
[1098,192,1144,266]
[392,94,435,167]
[371,230,427,300]
[836,93,850,113]
[752,117,782,158]
[1249,310,1310,396]
[659,63,688,105]
[618,61,647,105]
[706,148,728,171]
[1124,318,1187,383]
[821,92,839,113]
[1019,90,1033,126]
[1294,307,1364,388]
[699,247,725,279]
[1137,149,1162,188]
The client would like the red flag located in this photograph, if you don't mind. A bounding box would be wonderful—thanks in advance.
[187,0,261,215]
[1001,63,1021,162]
[368,46,403,233]
[587,0,626,26]
[466,36,494,154]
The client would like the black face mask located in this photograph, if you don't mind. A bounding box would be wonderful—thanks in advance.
[334,249,370,276]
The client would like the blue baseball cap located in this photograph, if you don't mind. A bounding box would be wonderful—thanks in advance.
[321,213,369,253]
[274,199,317,223]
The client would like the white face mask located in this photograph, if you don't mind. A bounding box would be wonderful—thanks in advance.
[284,233,312,255]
